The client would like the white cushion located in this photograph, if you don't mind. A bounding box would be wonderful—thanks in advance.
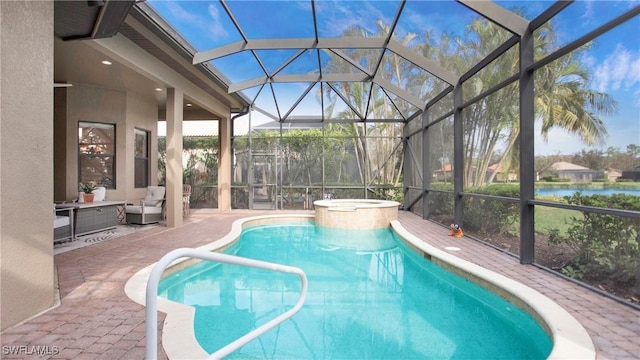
[92,187,106,201]
[143,186,165,207]
[125,205,163,215]
[54,216,70,228]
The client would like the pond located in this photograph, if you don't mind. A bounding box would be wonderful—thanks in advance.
[535,186,640,197]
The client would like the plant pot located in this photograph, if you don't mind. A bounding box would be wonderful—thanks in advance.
[83,193,95,204]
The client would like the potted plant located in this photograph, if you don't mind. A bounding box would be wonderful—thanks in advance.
[79,182,97,204]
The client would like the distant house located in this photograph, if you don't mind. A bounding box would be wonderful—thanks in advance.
[605,168,622,182]
[547,161,604,182]
[487,163,518,182]
[433,164,453,181]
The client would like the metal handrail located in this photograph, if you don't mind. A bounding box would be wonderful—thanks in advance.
[145,247,308,360]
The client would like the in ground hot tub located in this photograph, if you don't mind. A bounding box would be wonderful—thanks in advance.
[313,199,400,229]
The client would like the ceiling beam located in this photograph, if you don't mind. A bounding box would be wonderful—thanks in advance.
[228,73,370,93]
[386,40,458,85]
[373,75,426,109]
[194,38,387,64]
[229,72,426,111]
[282,82,317,120]
[457,0,529,36]
[326,82,365,120]
[328,49,373,77]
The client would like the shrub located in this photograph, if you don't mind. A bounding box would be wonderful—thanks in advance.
[426,183,455,218]
[462,185,520,235]
[547,193,640,290]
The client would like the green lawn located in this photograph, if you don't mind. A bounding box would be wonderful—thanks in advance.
[535,206,581,236]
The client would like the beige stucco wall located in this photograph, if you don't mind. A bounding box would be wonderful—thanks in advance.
[53,89,68,201]
[89,25,239,214]
[0,1,55,331]
[54,83,158,203]
[125,92,160,202]
[62,83,126,201]
[165,88,184,227]
[218,117,232,210]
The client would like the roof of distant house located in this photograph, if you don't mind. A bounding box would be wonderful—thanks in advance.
[434,164,453,172]
[551,161,590,171]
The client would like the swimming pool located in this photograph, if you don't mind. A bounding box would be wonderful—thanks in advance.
[125,214,594,359]
[159,222,550,359]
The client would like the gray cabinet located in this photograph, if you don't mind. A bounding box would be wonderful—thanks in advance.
[56,201,124,237]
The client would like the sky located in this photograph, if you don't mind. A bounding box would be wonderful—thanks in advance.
[149,0,639,156]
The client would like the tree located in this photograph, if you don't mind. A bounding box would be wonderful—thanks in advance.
[571,149,605,170]
[416,16,617,186]
[319,7,617,189]
[321,21,411,190]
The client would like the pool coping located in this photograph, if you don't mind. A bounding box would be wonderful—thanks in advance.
[124,214,315,360]
[390,220,595,360]
[124,214,595,360]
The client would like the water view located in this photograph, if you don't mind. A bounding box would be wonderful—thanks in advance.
[535,187,640,197]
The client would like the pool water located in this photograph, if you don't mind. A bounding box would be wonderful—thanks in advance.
[159,222,552,359]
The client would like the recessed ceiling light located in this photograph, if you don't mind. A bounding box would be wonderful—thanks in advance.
[101,60,112,65]
[155,88,163,92]
[186,103,192,107]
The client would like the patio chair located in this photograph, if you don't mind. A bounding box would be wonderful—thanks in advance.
[125,186,166,225]
[54,206,74,242]
[92,186,106,201]
[183,184,191,217]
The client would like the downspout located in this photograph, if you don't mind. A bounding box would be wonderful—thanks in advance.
[227,106,250,209]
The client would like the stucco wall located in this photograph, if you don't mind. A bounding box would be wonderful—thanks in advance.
[63,83,126,200]
[125,92,159,202]
[0,1,55,331]
[54,89,68,202]
[56,83,158,203]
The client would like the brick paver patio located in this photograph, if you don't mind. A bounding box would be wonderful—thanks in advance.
[1,210,638,359]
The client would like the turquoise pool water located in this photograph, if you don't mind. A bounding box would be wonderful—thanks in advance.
[159,222,552,359]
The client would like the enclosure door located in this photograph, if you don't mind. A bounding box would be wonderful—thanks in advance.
[250,153,278,210]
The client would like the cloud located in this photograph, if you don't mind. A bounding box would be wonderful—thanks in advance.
[580,0,595,22]
[314,0,389,37]
[593,44,640,93]
[206,4,229,39]
[166,1,199,24]
[165,1,228,43]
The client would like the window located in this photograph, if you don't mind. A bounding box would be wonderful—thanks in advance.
[78,121,115,188]
[135,128,150,188]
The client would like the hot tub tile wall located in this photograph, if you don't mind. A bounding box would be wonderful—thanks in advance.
[314,200,399,229]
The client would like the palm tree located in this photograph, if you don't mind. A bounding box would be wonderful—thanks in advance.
[422,16,616,186]
[321,8,617,189]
